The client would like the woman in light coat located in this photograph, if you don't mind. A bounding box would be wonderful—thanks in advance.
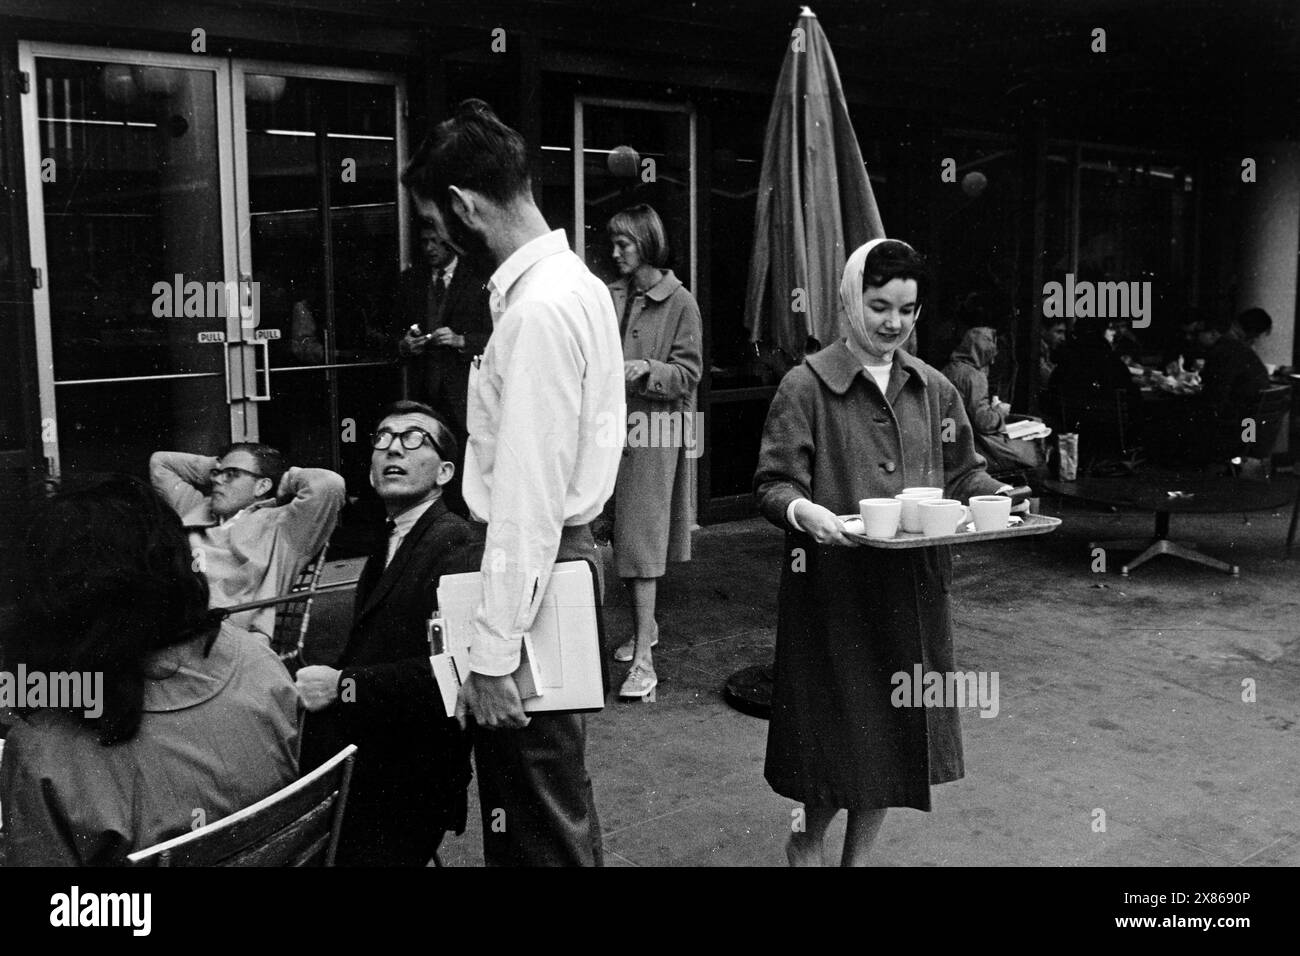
[606,205,703,701]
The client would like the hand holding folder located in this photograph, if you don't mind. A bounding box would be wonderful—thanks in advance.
[429,559,607,719]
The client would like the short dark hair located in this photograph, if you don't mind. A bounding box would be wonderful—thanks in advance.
[862,240,930,303]
[1236,307,1273,341]
[218,442,286,497]
[4,476,221,745]
[607,204,669,268]
[402,99,530,210]
[375,400,460,463]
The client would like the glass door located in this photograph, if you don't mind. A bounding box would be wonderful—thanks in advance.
[574,97,696,289]
[233,65,406,492]
[18,44,242,477]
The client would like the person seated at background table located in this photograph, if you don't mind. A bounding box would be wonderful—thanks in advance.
[0,476,301,866]
[1039,317,1067,386]
[1198,309,1271,414]
[1187,309,1274,466]
[297,401,475,866]
[942,326,1044,480]
[755,238,1018,867]
[150,444,345,643]
[1046,315,1142,456]
[1161,308,1208,373]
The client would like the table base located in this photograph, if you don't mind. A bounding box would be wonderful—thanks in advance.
[1090,511,1240,576]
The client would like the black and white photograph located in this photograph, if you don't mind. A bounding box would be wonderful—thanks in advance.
[0,0,1295,930]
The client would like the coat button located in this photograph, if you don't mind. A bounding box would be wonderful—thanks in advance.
[880,461,897,473]
[632,329,639,338]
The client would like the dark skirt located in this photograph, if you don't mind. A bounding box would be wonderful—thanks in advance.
[764,534,964,811]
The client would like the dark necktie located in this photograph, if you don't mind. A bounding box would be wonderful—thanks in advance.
[427,271,446,326]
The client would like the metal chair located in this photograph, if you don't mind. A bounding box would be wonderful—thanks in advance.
[127,744,357,867]
[1058,388,1141,476]
[1288,477,1299,559]
[1226,384,1291,478]
[268,547,328,672]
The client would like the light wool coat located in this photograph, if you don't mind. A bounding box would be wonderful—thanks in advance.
[608,271,703,577]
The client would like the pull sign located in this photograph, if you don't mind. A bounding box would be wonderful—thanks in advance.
[197,331,226,343]
[253,328,281,340]
[31,267,42,289]
[19,71,30,94]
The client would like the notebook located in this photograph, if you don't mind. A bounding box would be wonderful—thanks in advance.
[430,559,607,716]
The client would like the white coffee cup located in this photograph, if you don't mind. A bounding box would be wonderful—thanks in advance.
[895,487,943,533]
[917,498,971,536]
[859,498,902,539]
[969,494,1012,532]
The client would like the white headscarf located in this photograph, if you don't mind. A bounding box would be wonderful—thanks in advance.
[839,237,917,343]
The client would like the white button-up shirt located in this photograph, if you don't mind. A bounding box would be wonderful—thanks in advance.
[462,229,625,675]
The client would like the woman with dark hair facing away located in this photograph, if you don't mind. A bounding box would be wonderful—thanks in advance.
[0,476,301,866]
[755,239,1015,865]
[604,204,703,702]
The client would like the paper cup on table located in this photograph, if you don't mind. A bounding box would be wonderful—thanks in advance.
[1057,433,1079,481]
[917,498,971,536]
[896,487,943,533]
[969,494,1013,531]
[859,498,902,539]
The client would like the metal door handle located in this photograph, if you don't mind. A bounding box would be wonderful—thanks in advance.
[241,338,271,401]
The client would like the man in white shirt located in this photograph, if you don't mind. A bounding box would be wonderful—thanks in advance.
[402,98,624,865]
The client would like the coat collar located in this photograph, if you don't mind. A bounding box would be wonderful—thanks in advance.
[141,622,242,712]
[806,339,929,396]
[609,269,683,307]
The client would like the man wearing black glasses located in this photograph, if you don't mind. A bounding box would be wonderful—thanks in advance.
[296,400,476,866]
[149,442,344,642]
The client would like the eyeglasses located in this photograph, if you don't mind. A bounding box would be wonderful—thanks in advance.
[210,466,265,484]
[371,427,448,457]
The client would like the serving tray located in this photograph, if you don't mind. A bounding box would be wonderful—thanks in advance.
[837,512,1062,549]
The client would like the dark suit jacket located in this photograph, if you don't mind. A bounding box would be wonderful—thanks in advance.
[301,498,476,866]
[395,257,493,436]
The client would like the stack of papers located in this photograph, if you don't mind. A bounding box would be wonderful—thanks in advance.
[1004,419,1052,441]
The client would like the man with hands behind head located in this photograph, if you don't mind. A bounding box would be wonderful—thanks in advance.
[297,401,476,866]
[150,443,344,643]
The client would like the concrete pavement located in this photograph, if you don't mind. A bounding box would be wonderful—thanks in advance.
[312,487,1300,866]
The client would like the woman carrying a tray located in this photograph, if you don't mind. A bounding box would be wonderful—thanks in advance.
[754,238,1020,866]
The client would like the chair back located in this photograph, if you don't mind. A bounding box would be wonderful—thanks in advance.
[1246,384,1292,459]
[1058,388,1135,463]
[127,744,357,867]
[270,547,328,670]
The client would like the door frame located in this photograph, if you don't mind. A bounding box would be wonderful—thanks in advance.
[18,43,409,475]
[18,41,243,477]
[572,96,697,291]
[229,59,408,448]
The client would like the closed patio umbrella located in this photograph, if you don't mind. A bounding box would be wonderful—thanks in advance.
[743,5,884,359]
[729,6,884,718]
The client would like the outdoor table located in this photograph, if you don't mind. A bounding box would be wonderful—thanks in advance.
[1043,472,1294,575]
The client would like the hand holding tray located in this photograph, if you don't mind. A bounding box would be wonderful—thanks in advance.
[837,512,1061,548]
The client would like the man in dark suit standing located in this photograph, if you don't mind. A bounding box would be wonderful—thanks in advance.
[297,400,474,866]
[396,228,492,433]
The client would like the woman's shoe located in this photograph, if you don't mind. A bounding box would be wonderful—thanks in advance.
[619,662,658,702]
[613,627,658,663]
